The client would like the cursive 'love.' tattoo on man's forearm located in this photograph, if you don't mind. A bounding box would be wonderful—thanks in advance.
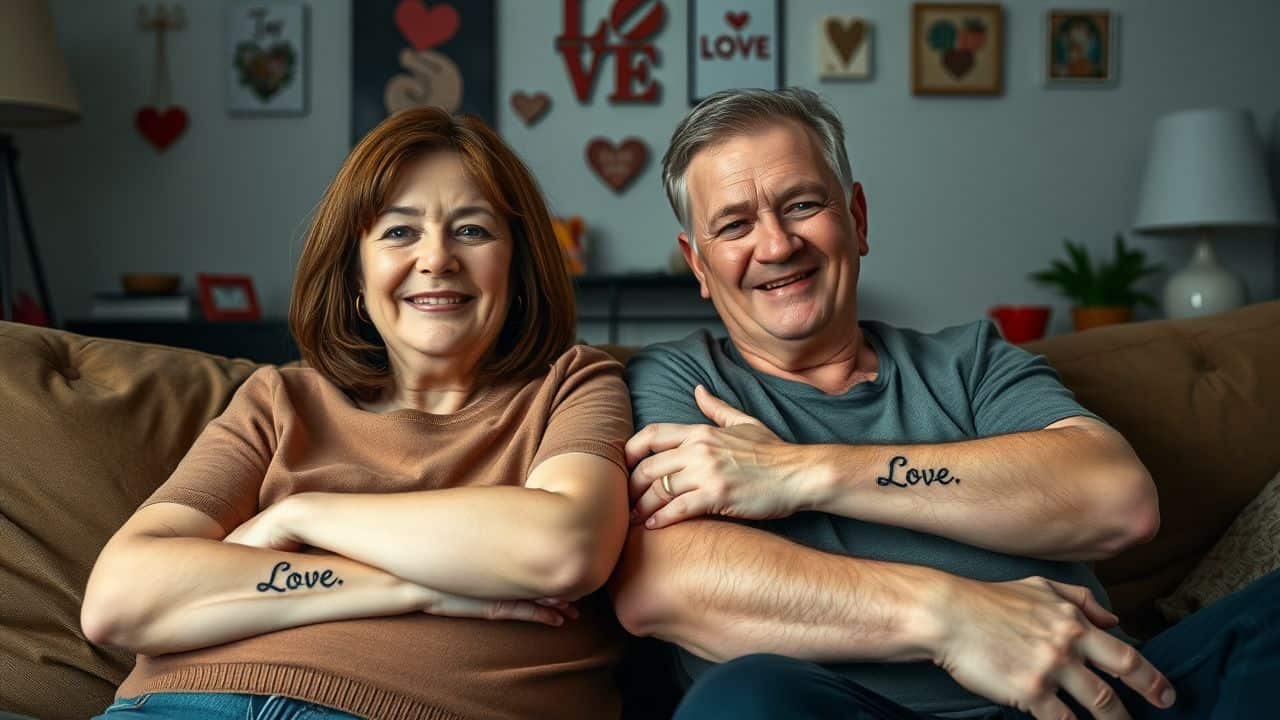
[255,561,345,593]
[876,455,962,488]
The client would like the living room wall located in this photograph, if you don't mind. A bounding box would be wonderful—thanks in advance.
[9,0,1279,344]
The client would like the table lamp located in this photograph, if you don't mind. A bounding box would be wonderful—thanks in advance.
[1133,108,1278,319]
[0,0,81,325]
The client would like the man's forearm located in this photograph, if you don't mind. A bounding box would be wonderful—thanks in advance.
[611,520,947,664]
[801,423,1158,561]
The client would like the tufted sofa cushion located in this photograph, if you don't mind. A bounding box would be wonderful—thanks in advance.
[0,321,259,719]
[1025,299,1280,638]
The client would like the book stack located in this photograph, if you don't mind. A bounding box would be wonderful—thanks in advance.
[89,292,194,321]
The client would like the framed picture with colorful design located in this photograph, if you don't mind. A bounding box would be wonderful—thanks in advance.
[352,0,494,145]
[226,1,308,114]
[688,0,783,104]
[1045,9,1116,86]
[911,3,1003,96]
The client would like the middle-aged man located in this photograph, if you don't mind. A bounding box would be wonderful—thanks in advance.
[611,87,1279,720]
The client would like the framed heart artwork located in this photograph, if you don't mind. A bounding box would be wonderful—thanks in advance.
[911,3,1004,96]
[352,0,494,145]
[226,1,308,114]
[819,17,872,81]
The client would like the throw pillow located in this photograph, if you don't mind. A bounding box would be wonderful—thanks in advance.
[1157,469,1280,622]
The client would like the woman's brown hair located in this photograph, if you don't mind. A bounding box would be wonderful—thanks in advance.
[289,106,575,400]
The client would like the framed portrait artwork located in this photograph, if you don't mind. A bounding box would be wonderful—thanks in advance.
[911,3,1004,96]
[1045,10,1116,85]
[226,1,308,115]
[688,0,783,104]
[352,0,494,145]
[197,274,262,321]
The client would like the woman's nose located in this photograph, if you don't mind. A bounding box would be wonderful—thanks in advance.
[415,232,460,275]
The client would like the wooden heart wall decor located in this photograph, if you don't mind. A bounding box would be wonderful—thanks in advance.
[586,137,649,193]
[820,16,871,80]
[510,91,551,126]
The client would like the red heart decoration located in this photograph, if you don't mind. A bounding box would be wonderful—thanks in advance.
[394,0,460,51]
[135,106,188,151]
[725,11,750,30]
[586,138,649,193]
[510,91,551,126]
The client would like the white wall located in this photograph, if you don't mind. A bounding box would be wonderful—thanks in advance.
[10,0,1278,345]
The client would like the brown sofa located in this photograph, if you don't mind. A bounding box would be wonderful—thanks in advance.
[2,300,1279,719]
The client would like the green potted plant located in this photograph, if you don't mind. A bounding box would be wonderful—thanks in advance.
[1030,234,1163,332]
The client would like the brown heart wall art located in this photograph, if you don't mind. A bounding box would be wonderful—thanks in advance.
[510,91,551,126]
[586,138,649,193]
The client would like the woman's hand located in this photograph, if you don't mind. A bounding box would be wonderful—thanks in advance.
[420,590,580,627]
[223,499,303,552]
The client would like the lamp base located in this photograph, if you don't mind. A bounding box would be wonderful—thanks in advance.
[1162,236,1246,319]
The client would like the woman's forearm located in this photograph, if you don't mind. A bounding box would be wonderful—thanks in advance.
[82,537,424,656]
[282,486,609,600]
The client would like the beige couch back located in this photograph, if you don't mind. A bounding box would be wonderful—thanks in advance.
[2,299,1278,717]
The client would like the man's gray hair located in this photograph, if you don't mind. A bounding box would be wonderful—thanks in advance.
[661,87,854,235]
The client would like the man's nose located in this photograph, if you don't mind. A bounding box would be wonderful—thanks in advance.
[416,232,459,275]
[754,214,802,263]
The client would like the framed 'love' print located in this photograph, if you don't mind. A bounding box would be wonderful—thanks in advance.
[688,0,783,104]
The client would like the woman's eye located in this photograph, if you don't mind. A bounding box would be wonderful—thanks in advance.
[382,226,418,241]
[456,224,492,240]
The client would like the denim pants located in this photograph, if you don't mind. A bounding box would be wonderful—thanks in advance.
[674,568,1280,719]
[91,692,363,719]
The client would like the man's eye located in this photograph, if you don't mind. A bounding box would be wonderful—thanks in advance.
[720,220,748,235]
[788,201,820,213]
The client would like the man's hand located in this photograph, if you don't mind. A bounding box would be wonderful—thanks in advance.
[932,575,1176,720]
[627,385,812,528]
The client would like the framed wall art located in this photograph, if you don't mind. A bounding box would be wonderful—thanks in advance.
[688,0,782,104]
[352,0,494,145]
[911,3,1003,96]
[820,17,872,81]
[1046,9,1116,86]
[226,1,307,115]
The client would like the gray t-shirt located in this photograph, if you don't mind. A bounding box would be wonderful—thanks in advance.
[626,319,1108,717]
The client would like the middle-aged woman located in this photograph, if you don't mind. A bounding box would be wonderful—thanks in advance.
[81,106,632,720]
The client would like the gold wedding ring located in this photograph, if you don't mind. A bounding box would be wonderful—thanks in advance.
[661,474,673,496]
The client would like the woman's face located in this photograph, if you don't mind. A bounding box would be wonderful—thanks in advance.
[357,150,513,383]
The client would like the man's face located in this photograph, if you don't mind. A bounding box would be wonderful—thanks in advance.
[680,121,868,353]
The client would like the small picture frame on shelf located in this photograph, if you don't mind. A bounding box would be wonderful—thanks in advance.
[197,273,261,321]
[1045,9,1117,86]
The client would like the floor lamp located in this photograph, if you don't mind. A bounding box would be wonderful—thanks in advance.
[0,0,81,325]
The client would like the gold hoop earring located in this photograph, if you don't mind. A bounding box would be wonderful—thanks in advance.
[355,293,371,323]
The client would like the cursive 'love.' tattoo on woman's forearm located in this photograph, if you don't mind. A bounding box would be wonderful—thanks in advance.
[876,455,962,488]
[255,561,345,593]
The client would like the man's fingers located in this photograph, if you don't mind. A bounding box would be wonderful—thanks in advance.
[630,452,686,503]
[645,490,711,529]
[625,423,694,467]
[1029,695,1078,720]
[1078,630,1176,710]
[1057,664,1132,720]
[694,384,754,428]
[631,474,684,525]
[1046,579,1119,628]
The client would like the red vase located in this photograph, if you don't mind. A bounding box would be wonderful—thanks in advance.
[988,305,1051,344]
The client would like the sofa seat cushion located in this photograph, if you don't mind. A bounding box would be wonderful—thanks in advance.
[0,321,258,719]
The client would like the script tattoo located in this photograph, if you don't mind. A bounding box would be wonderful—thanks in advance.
[255,561,344,593]
[876,455,962,488]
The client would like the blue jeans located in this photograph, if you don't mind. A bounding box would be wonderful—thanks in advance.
[674,568,1280,719]
[91,692,363,719]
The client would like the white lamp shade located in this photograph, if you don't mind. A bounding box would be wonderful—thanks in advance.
[1133,108,1277,232]
[0,0,80,127]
